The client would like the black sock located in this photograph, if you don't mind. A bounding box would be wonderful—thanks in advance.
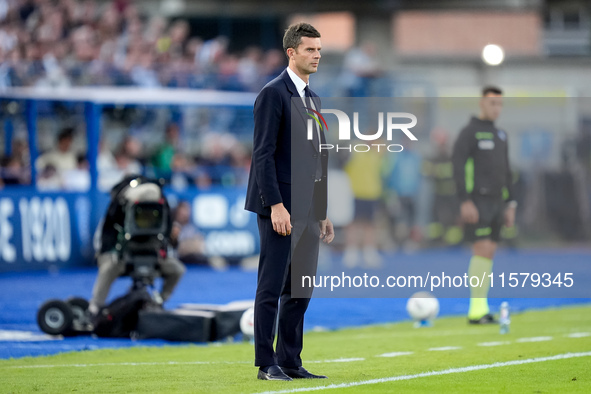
[260,365,271,373]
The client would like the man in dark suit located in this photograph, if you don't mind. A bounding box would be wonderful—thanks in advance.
[245,23,335,381]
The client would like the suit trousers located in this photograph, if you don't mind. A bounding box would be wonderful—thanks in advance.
[254,209,321,367]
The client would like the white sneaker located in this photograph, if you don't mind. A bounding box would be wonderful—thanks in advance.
[343,247,360,268]
[152,292,164,306]
[88,303,100,316]
[209,256,229,271]
[363,247,383,268]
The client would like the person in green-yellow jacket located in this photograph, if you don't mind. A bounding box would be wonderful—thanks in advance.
[343,144,385,268]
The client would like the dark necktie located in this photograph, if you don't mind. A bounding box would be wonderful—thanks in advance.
[304,85,313,108]
[304,86,319,148]
[305,86,323,181]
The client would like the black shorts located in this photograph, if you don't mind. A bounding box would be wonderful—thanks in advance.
[354,199,378,222]
[464,196,505,243]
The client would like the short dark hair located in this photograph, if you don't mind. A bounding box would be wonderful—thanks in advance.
[283,23,321,57]
[482,85,503,96]
[57,127,75,142]
[76,154,87,165]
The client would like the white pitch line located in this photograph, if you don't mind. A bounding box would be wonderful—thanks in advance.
[0,330,59,342]
[566,332,590,338]
[428,346,462,351]
[516,336,553,343]
[2,358,367,370]
[477,341,511,347]
[253,352,591,394]
[376,352,414,358]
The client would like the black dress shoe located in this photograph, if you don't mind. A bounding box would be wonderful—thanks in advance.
[280,366,327,379]
[257,365,292,381]
[468,313,498,325]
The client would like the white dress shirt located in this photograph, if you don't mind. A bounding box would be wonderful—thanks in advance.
[286,66,308,100]
[286,67,321,149]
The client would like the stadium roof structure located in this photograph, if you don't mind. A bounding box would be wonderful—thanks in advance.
[0,87,257,107]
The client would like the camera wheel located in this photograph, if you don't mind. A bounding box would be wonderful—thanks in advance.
[66,296,94,334]
[37,300,74,336]
[66,297,89,322]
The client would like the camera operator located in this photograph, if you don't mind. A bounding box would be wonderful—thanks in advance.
[88,176,186,315]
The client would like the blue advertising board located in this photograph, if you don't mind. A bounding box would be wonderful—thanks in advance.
[0,186,258,272]
[0,189,96,272]
[168,186,259,258]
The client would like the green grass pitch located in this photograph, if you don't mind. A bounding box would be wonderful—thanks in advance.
[1,305,590,393]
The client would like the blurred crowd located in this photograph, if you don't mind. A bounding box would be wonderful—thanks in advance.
[0,122,251,191]
[0,0,286,90]
[0,0,391,193]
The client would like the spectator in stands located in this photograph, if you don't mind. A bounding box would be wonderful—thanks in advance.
[228,143,251,186]
[171,200,227,270]
[62,154,90,191]
[238,46,263,91]
[165,19,190,60]
[198,132,244,186]
[100,146,143,191]
[0,156,26,186]
[383,140,423,252]
[199,36,229,73]
[98,139,117,169]
[129,43,160,88]
[115,149,141,175]
[216,53,245,91]
[11,138,30,173]
[151,122,180,178]
[341,41,382,97]
[0,46,27,88]
[145,16,167,48]
[121,135,143,167]
[37,163,62,191]
[169,152,196,190]
[171,200,206,264]
[343,144,386,268]
[423,128,462,246]
[35,127,77,178]
[262,48,286,80]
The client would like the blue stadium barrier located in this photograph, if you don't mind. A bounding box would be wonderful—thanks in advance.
[0,186,258,273]
[1,88,260,272]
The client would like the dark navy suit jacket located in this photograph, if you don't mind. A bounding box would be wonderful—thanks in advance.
[245,69,328,221]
